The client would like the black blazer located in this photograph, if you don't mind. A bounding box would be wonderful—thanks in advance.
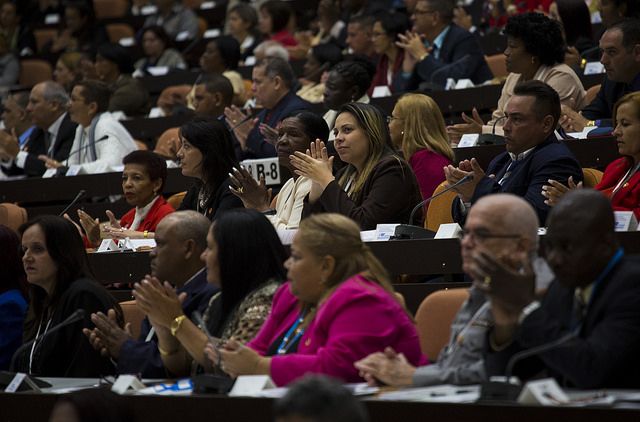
[581,72,640,126]
[179,177,243,221]
[486,255,640,389]
[6,113,77,177]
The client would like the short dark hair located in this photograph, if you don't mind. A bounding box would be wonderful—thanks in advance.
[330,58,376,99]
[256,56,295,89]
[613,0,640,19]
[289,110,330,143]
[608,19,640,50]
[97,43,135,74]
[375,12,411,41]
[11,91,30,109]
[513,80,561,127]
[210,209,286,324]
[122,150,168,192]
[212,36,241,70]
[75,79,111,113]
[260,0,293,34]
[197,73,234,107]
[310,43,343,69]
[555,0,593,47]
[178,116,237,192]
[229,3,259,32]
[503,12,565,66]
[19,216,94,315]
[423,0,454,22]
[142,25,172,48]
[348,14,375,29]
[0,224,27,297]
[274,375,369,422]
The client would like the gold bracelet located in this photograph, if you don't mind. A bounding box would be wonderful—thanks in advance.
[585,120,596,127]
[418,52,429,62]
[158,344,178,356]
[171,315,187,336]
[143,230,149,238]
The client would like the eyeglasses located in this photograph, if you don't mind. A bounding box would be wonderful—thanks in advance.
[458,228,521,242]
[386,115,402,124]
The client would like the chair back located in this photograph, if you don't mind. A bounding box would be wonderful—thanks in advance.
[106,23,135,43]
[485,54,507,79]
[582,168,603,188]
[19,59,53,87]
[167,191,187,210]
[414,288,469,361]
[119,300,145,339]
[584,84,601,106]
[154,127,181,160]
[94,0,128,19]
[0,203,28,232]
[33,28,57,52]
[424,181,457,232]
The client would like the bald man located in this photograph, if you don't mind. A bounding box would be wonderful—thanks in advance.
[355,194,550,387]
[83,211,217,378]
[484,189,640,388]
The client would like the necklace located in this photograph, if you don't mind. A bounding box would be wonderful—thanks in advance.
[277,309,307,355]
[611,162,640,198]
[197,186,212,215]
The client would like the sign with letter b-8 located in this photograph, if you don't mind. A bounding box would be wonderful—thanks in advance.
[240,157,281,185]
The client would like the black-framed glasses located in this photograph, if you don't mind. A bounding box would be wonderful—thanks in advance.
[458,228,521,242]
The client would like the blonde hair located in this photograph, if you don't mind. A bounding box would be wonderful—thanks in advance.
[336,103,396,198]
[394,93,454,162]
[614,91,640,124]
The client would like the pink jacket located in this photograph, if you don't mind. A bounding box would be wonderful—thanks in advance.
[248,274,425,386]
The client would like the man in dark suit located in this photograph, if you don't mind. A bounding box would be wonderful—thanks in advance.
[397,0,492,90]
[478,189,640,388]
[83,211,217,378]
[225,57,310,160]
[0,81,76,177]
[445,80,582,224]
[560,19,640,131]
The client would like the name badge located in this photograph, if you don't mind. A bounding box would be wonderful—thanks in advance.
[240,157,281,185]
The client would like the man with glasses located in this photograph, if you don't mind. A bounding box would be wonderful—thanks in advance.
[397,0,492,90]
[445,80,582,224]
[355,193,551,387]
[482,189,640,388]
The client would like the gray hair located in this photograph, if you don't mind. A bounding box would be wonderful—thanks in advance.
[162,210,211,252]
[256,56,295,89]
[40,81,70,106]
[254,40,289,61]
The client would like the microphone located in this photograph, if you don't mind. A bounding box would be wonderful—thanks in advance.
[58,189,86,216]
[479,331,577,402]
[392,174,474,240]
[63,135,110,167]
[9,309,86,373]
[228,110,260,131]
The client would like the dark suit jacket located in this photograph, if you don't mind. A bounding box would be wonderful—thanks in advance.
[453,134,582,225]
[485,255,640,389]
[178,178,243,221]
[302,154,422,230]
[117,270,217,378]
[109,75,151,117]
[404,24,493,90]
[6,113,77,177]
[238,90,310,160]
[581,72,640,127]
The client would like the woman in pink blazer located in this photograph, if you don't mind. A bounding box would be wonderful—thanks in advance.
[208,213,424,386]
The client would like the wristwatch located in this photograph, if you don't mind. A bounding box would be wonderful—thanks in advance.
[170,315,187,336]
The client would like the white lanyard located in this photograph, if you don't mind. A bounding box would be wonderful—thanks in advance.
[29,315,53,373]
[611,162,640,198]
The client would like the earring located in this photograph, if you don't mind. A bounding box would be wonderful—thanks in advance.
[531,57,536,64]
[401,131,404,136]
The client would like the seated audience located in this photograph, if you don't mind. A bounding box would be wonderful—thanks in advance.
[134,209,287,377]
[297,102,422,229]
[561,19,640,131]
[191,73,234,118]
[66,150,174,247]
[176,116,243,220]
[548,0,596,65]
[1,81,76,177]
[356,194,540,386]
[368,13,410,96]
[142,0,199,41]
[0,91,35,167]
[253,40,290,62]
[313,0,345,46]
[258,1,298,47]
[445,80,582,224]
[153,127,181,161]
[198,36,246,106]
[95,43,150,117]
[12,215,120,377]
[83,211,216,378]
[53,51,83,92]
[48,388,133,422]
[297,43,343,104]
[41,0,108,59]
[225,57,310,160]
[134,26,187,75]
[40,79,137,174]
[323,59,375,141]
[227,3,261,62]
[448,12,586,140]
[543,91,640,218]
[599,0,640,28]
[484,189,640,388]
[274,375,369,422]
[230,111,330,229]
[345,15,376,60]
[0,225,28,370]
[0,32,19,87]
[209,213,423,386]
[0,2,36,57]
[399,0,492,90]
[388,93,453,200]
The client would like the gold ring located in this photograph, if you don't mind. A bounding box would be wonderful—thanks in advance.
[237,187,244,194]
[483,276,491,287]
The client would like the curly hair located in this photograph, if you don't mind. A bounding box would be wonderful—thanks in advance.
[330,58,376,100]
[503,12,565,66]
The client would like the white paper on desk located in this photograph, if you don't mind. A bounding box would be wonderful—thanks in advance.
[122,238,157,251]
[518,378,569,406]
[147,66,169,76]
[176,31,191,42]
[614,211,638,231]
[377,384,480,402]
[371,85,392,98]
[66,165,81,176]
[201,1,216,9]
[454,79,474,89]
[277,229,297,245]
[344,383,380,396]
[360,230,377,242]
[119,37,135,47]
[229,375,275,397]
[112,375,146,395]
[567,126,597,139]
[97,239,120,253]
[458,134,479,147]
[373,224,399,241]
[584,62,605,75]
[42,168,57,178]
[44,14,60,24]
[434,223,462,239]
[140,5,157,15]
[204,29,221,39]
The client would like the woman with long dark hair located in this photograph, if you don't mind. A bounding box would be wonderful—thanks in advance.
[133,209,287,376]
[177,116,243,220]
[12,216,120,376]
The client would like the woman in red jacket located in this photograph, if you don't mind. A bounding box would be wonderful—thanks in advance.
[542,92,640,218]
[68,150,174,247]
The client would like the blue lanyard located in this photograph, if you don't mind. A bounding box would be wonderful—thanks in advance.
[587,247,624,310]
[277,310,306,355]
